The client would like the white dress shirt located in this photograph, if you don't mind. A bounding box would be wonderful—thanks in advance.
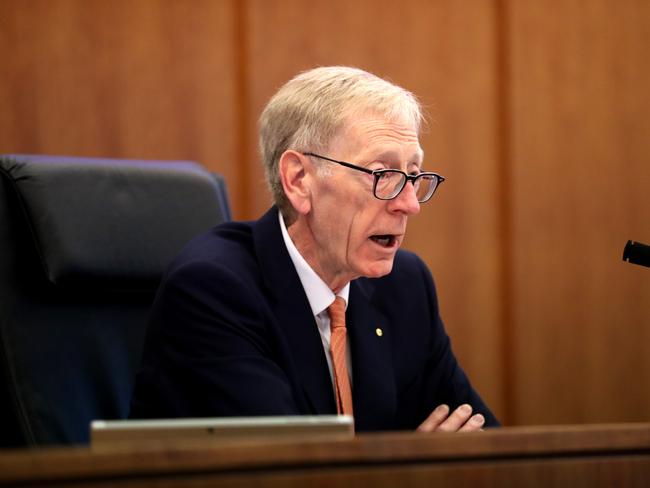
[278,212,353,393]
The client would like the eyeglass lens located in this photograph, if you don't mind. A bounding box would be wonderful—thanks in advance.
[375,172,437,202]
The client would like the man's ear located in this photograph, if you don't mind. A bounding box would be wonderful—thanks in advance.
[279,150,312,215]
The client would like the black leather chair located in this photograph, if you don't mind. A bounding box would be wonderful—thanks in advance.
[0,155,231,447]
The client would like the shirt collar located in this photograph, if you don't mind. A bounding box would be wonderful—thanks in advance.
[278,211,349,315]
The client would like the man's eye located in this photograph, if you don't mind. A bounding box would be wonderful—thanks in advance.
[367,163,387,171]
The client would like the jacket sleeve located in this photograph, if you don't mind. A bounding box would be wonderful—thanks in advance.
[412,255,500,428]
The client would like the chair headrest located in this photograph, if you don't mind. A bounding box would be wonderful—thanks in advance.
[0,155,229,291]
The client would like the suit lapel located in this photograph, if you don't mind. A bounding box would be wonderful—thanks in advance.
[348,279,397,431]
[252,208,336,415]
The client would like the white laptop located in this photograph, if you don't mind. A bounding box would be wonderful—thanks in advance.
[91,415,354,446]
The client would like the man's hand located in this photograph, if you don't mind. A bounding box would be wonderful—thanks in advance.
[416,404,485,432]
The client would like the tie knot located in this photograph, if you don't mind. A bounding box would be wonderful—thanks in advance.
[328,296,346,329]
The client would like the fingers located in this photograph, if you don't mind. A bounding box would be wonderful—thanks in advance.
[436,403,473,432]
[416,404,450,432]
[458,412,485,432]
[417,404,486,433]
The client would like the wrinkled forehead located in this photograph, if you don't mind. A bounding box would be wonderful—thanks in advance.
[328,110,423,159]
[338,100,422,134]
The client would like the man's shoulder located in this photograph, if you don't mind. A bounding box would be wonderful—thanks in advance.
[168,220,257,274]
[390,249,430,280]
[394,248,425,267]
[162,207,286,288]
[182,220,255,256]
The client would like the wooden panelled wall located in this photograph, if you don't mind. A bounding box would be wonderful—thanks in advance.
[1,0,648,426]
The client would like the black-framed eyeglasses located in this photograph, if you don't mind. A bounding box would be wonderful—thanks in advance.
[303,152,445,203]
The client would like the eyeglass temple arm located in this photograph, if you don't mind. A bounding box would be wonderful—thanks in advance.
[303,153,374,175]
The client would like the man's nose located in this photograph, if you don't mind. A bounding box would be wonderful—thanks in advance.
[388,181,421,215]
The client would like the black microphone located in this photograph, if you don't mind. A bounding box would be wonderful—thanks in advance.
[623,240,650,268]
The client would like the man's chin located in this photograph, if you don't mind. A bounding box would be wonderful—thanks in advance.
[359,259,395,279]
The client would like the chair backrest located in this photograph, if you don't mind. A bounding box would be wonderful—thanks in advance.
[0,155,231,447]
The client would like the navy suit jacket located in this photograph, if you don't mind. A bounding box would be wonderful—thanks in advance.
[130,207,498,430]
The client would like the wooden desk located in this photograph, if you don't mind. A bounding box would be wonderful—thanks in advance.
[1,423,650,487]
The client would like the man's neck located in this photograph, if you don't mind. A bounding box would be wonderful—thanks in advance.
[283,214,354,294]
[278,210,350,317]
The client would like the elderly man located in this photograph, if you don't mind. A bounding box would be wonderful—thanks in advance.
[130,66,498,432]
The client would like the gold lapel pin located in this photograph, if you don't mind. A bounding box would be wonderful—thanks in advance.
[375,328,383,337]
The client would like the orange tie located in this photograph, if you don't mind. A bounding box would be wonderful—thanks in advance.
[328,297,353,416]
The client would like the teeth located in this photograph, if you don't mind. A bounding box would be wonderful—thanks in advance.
[371,235,393,247]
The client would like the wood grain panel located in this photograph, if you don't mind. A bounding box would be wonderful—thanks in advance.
[244,0,505,419]
[2,0,650,430]
[0,0,241,214]
[3,425,650,487]
[508,0,650,425]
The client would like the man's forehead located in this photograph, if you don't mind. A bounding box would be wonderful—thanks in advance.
[373,146,424,163]
[341,110,418,133]
[332,114,423,160]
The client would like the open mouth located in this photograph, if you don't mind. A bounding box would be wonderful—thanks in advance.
[370,234,397,248]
